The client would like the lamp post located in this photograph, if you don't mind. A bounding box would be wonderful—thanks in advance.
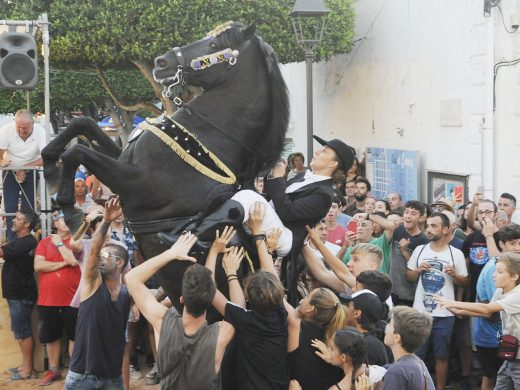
[290,0,330,163]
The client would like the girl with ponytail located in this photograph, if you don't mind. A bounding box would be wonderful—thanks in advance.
[287,287,350,389]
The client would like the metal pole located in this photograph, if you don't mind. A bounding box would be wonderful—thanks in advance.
[40,13,52,237]
[305,49,314,163]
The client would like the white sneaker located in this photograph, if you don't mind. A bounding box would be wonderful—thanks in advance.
[129,364,142,380]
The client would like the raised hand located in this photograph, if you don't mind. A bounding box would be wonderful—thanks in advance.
[103,197,123,222]
[271,159,288,178]
[164,232,198,262]
[266,228,282,254]
[222,246,245,276]
[210,226,236,254]
[306,225,321,246]
[247,201,266,234]
[481,216,497,238]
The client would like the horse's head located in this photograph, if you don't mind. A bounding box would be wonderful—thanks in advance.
[153,21,256,101]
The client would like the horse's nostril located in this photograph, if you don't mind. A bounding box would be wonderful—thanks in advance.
[156,57,168,68]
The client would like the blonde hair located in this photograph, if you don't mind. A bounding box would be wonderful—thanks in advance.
[497,252,520,285]
[309,288,349,344]
[350,243,383,267]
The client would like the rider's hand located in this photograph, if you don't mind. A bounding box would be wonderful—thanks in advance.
[271,159,287,179]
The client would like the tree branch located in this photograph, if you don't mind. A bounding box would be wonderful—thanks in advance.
[131,59,176,115]
[96,66,161,114]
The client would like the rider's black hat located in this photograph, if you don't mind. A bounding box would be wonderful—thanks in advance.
[313,135,355,172]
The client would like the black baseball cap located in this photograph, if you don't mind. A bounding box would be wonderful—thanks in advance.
[313,135,355,172]
[338,289,384,323]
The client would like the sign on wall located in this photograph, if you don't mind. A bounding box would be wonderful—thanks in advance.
[365,147,419,202]
[427,171,469,211]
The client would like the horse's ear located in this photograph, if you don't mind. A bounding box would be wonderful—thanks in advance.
[241,24,256,41]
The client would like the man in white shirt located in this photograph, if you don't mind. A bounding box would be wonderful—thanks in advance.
[0,110,46,242]
[405,212,468,390]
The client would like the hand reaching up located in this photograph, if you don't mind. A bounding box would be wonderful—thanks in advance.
[210,226,236,254]
[222,246,245,276]
[305,225,321,246]
[266,228,282,254]
[164,232,198,262]
[247,201,266,234]
[104,197,123,223]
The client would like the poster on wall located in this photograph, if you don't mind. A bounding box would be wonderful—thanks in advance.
[365,147,419,202]
[427,171,469,211]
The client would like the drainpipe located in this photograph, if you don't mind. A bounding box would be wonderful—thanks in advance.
[482,9,495,200]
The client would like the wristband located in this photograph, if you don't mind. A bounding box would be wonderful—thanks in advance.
[226,274,238,280]
[251,234,266,241]
[227,277,238,283]
[56,242,65,248]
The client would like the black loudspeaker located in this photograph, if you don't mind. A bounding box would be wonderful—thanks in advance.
[0,32,38,90]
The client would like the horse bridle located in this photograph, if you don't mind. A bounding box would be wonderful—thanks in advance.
[161,45,240,107]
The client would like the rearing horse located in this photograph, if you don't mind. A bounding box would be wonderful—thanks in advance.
[42,22,289,303]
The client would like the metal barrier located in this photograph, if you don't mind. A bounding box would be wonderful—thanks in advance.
[0,166,51,242]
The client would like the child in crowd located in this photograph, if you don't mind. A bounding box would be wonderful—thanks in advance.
[382,306,435,389]
[435,252,520,389]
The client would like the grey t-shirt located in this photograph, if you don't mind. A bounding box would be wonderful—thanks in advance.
[382,354,435,390]
[390,225,429,301]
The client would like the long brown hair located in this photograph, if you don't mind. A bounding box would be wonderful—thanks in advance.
[309,288,349,344]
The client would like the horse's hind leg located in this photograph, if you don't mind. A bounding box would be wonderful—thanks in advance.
[42,117,121,193]
[57,144,136,234]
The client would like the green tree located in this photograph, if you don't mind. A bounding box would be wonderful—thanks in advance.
[1,0,355,119]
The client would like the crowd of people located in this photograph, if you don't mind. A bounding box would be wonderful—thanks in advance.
[0,110,520,390]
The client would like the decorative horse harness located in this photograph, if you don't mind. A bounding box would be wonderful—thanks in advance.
[160,21,239,107]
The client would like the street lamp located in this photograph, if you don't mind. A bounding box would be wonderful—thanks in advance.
[290,0,330,163]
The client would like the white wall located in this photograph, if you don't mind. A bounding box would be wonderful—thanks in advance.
[282,0,520,201]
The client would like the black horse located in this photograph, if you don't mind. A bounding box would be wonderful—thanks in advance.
[42,22,289,304]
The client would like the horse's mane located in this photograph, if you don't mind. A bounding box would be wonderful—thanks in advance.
[248,35,289,179]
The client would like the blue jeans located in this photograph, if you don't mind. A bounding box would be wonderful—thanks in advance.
[2,169,38,242]
[7,299,34,339]
[416,316,455,360]
[64,371,123,390]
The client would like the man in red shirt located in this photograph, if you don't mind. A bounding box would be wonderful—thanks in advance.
[34,211,83,386]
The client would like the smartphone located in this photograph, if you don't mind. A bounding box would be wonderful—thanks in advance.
[347,220,358,234]
[477,185,484,194]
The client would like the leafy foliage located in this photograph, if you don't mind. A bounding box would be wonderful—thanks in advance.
[0,0,355,114]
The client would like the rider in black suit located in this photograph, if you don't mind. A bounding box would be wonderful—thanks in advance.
[265,136,355,305]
